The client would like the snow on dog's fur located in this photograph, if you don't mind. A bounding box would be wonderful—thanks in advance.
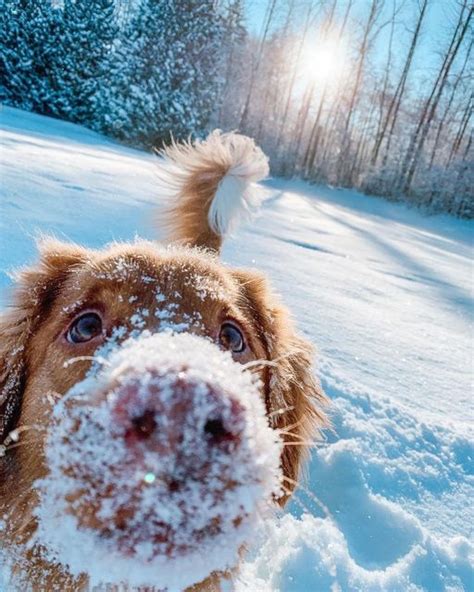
[0,131,328,591]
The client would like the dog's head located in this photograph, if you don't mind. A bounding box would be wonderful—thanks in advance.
[0,132,327,589]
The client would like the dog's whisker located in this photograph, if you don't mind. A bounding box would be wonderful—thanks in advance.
[279,418,305,433]
[282,442,322,448]
[279,432,315,444]
[281,475,332,520]
[269,405,295,419]
[1,440,39,453]
[3,424,43,446]
[242,351,299,375]
[63,355,110,369]
[242,359,278,371]
[281,485,315,516]
[277,429,305,437]
[278,429,324,446]
[1,424,46,457]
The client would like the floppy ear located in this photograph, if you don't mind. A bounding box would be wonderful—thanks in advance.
[157,131,269,253]
[0,239,88,442]
[233,269,328,505]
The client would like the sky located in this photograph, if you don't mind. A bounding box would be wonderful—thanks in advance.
[244,0,456,83]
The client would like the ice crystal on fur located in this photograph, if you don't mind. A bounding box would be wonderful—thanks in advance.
[34,332,282,590]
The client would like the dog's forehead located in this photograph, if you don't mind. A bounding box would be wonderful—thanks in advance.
[60,246,238,311]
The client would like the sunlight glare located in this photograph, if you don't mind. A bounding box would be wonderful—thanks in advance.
[298,35,348,90]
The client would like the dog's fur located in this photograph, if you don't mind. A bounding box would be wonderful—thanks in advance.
[0,132,327,591]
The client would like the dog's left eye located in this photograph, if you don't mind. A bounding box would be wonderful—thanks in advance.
[67,312,103,344]
[219,322,245,353]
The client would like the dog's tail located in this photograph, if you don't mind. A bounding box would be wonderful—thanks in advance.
[156,131,269,252]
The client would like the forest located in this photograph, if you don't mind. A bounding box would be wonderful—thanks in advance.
[1,0,472,217]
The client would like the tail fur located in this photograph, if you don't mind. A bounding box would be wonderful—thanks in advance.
[157,131,269,252]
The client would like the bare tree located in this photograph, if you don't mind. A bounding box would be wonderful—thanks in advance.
[238,0,279,129]
[400,1,473,194]
[371,0,429,167]
[215,0,473,217]
[302,0,354,177]
[428,40,473,169]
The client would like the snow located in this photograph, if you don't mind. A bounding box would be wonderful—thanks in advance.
[1,107,473,591]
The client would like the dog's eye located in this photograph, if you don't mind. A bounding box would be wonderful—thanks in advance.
[219,322,245,353]
[67,312,103,344]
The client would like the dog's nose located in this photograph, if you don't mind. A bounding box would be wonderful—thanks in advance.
[111,368,244,457]
[39,333,282,579]
[129,411,237,447]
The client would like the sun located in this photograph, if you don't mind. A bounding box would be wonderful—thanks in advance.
[297,35,348,90]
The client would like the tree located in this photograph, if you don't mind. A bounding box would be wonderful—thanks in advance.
[53,0,118,124]
[371,0,429,168]
[400,1,473,194]
[94,0,225,148]
[0,0,63,114]
[218,0,248,128]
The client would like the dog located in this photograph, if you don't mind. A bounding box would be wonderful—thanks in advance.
[0,131,327,591]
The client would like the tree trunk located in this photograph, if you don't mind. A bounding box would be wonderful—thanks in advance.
[372,0,428,168]
[401,2,473,194]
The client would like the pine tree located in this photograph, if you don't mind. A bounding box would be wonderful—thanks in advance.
[94,0,226,148]
[162,1,225,142]
[0,0,63,114]
[51,0,118,124]
[92,0,174,145]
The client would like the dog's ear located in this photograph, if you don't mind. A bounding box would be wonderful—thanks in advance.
[0,239,87,442]
[157,131,269,253]
[233,269,329,505]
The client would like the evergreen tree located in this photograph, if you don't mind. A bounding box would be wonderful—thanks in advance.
[52,0,118,124]
[2,0,228,150]
[0,0,63,114]
[93,0,174,145]
[94,0,226,148]
[162,1,225,143]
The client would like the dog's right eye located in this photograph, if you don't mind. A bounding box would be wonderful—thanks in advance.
[67,312,103,344]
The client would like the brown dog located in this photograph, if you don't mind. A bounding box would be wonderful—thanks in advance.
[0,132,327,590]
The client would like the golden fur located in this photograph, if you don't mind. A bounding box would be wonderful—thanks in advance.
[0,132,327,591]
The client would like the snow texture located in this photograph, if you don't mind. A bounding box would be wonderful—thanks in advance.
[1,107,473,591]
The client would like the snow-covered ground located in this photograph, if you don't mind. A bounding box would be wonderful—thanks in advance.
[1,106,473,591]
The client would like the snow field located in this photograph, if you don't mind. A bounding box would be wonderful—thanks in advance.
[1,107,472,591]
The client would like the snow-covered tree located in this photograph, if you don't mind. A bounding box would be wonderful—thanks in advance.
[0,0,117,123]
[0,0,63,114]
[94,0,226,148]
[51,0,117,124]
[92,0,175,145]
[218,0,248,130]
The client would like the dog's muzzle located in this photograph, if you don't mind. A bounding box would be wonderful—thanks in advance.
[34,332,282,589]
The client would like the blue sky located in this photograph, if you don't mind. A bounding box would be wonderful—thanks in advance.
[244,0,454,83]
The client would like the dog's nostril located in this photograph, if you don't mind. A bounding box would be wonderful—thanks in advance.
[131,409,157,440]
[204,418,233,445]
[168,479,180,493]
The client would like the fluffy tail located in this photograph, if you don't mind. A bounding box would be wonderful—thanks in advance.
[156,131,269,252]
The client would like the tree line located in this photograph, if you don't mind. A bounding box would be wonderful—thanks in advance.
[222,0,473,218]
[1,0,228,147]
[1,0,472,217]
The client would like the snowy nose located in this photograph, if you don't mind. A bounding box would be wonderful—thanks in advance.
[128,407,238,446]
[39,332,282,577]
[110,366,245,457]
